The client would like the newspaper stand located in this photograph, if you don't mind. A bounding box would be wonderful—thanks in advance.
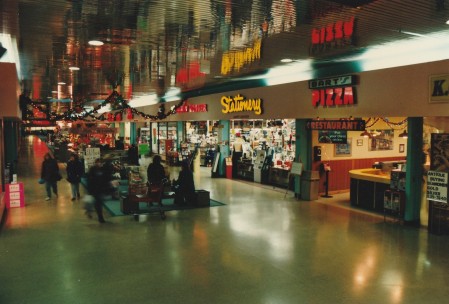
[383,190,405,223]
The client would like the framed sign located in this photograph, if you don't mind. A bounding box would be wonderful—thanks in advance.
[335,138,352,156]
[290,162,303,176]
[318,130,347,144]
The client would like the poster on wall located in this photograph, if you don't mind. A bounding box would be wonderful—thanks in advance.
[426,171,448,203]
[335,138,352,156]
[318,130,347,144]
[430,133,449,171]
[368,130,394,151]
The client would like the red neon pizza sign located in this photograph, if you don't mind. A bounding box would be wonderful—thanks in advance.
[312,87,355,107]
[311,17,355,45]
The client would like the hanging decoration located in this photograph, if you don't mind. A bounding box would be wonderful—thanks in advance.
[365,117,407,129]
[25,91,189,123]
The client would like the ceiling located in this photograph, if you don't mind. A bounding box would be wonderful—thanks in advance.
[1,0,449,110]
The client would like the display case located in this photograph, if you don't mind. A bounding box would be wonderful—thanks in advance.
[236,160,254,181]
[269,167,290,188]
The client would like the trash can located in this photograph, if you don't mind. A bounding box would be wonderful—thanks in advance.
[225,157,233,179]
[300,171,320,201]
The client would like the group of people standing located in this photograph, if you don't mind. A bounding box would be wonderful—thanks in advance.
[147,155,196,206]
[40,151,197,224]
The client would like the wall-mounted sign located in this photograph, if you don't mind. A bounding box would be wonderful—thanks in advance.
[311,16,355,53]
[221,94,263,115]
[221,40,261,75]
[429,74,449,103]
[318,130,347,144]
[309,75,356,89]
[306,119,365,131]
[427,171,448,203]
[312,87,355,107]
[176,103,207,113]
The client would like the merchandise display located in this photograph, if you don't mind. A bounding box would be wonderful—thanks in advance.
[230,119,296,187]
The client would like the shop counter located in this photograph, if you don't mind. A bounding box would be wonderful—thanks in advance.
[349,169,391,213]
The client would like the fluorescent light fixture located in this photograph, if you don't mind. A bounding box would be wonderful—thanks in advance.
[58,82,66,85]
[281,58,293,63]
[69,66,80,71]
[88,40,104,46]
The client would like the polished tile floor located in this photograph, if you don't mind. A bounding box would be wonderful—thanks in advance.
[1,136,449,304]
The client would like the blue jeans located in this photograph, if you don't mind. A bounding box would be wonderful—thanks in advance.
[45,180,58,197]
[70,182,80,199]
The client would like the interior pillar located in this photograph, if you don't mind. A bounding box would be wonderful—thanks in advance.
[404,117,423,225]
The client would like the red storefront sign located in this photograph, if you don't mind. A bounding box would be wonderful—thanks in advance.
[312,87,355,107]
[311,17,355,45]
[176,103,208,113]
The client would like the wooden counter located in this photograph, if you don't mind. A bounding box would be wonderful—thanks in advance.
[349,168,391,213]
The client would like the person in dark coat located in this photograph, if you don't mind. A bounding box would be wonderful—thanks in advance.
[66,153,84,201]
[128,144,139,165]
[173,160,196,205]
[86,158,111,223]
[41,152,61,200]
[147,155,166,187]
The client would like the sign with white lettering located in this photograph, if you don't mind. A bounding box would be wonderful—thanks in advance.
[429,74,449,103]
[427,171,448,203]
[306,119,365,131]
[309,75,356,89]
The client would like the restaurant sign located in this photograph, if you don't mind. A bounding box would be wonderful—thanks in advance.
[306,119,366,131]
[221,94,263,115]
[310,75,357,107]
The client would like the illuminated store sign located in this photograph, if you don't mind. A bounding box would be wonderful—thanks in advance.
[310,75,357,107]
[176,103,208,113]
[306,119,366,131]
[221,94,263,115]
[312,87,355,107]
[221,40,261,75]
[309,75,355,89]
[429,74,449,103]
[311,17,355,53]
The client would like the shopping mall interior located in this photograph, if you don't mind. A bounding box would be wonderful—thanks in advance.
[2,0,449,303]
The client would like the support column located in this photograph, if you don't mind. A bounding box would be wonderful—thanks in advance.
[218,120,230,177]
[177,121,184,151]
[295,119,312,197]
[130,122,137,144]
[404,117,423,225]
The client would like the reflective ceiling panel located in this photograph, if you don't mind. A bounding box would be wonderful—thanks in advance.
[1,0,448,105]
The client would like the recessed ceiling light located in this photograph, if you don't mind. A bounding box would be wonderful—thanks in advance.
[88,40,104,46]
[446,20,449,25]
[281,58,293,63]
[58,82,66,85]
[69,66,80,71]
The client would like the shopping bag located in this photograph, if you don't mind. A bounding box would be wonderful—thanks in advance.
[83,195,95,211]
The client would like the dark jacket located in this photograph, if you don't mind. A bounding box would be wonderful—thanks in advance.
[66,159,84,183]
[176,169,195,195]
[147,163,166,185]
[41,158,60,182]
[87,164,111,196]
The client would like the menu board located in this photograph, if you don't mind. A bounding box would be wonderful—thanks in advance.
[318,130,347,144]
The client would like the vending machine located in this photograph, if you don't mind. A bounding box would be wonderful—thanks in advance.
[253,150,267,183]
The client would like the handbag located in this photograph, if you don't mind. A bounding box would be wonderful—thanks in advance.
[38,178,45,184]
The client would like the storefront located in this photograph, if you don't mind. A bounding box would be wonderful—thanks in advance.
[134,58,449,233]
